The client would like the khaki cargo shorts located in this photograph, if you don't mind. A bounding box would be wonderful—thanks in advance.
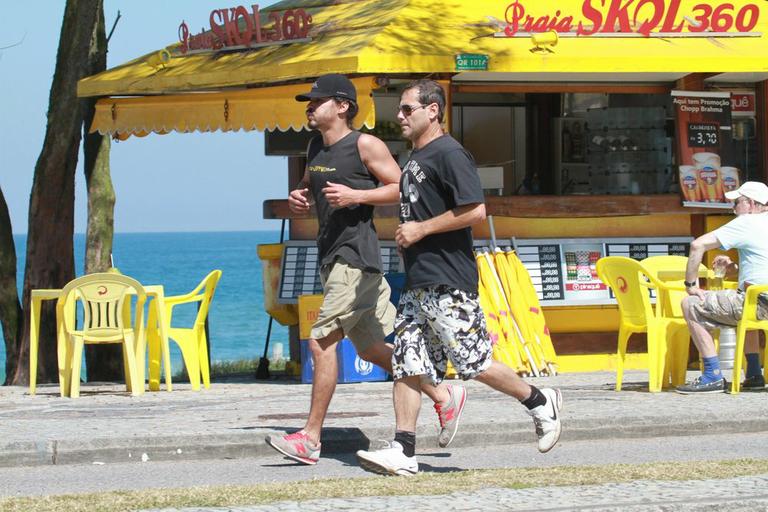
[310,259,396,353]
[689,288,768,330]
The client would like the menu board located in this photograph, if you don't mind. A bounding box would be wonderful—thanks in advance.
[516,237,691,306]
[278,241,405,303]
[278,240,496,303]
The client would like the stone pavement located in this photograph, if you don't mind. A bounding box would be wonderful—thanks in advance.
[139,474,768,512]
[1,369,767,468]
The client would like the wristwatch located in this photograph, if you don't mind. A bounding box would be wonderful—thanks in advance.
[684,281,697,288]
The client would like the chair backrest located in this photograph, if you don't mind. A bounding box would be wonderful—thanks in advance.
[640,255,690,275]
[57,273,146,340]
[192,270,222,328]
[596,256,654,328]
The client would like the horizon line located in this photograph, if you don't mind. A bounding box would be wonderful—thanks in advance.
[11,228,286,236]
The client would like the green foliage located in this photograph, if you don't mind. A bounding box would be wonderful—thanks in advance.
[171,357,288,380]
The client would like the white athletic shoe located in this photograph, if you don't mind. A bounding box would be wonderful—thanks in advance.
[526,388,563,453]
[356,441,418,476]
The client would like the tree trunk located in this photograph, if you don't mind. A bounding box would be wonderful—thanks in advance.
[82,4,122,382]
[0,187,22,385]
[12,0,102,386]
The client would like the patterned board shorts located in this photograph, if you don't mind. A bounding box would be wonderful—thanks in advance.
[392,285,493,385]
[688,289,768,330]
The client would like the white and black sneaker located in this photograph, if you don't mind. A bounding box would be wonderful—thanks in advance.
[526,388,563,453]
[356,441,418,476]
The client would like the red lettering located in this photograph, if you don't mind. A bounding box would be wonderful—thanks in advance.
[294,9,312,38]
[661,0,685,32]
[183,5,313,53]
[267,11,282,40]
[523,15,535,31]
[504,1,525,36]
[250,4,263,43]
[602,0,635,33]
[688,4,712,32]
[531,15,550,31]
[578,0,603,35]
[711,3,735,31]
[178,21,190,54]
[555,17,573,32]
[282,9,295,39]
[633,0,664,36]
[223,8,243,45]
[210,10,228,45]
[735,4,759,31]
[233,5,254,45]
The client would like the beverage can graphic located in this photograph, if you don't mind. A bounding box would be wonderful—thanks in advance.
[693,152,722,202]
[679,165,700,202]
[720,166,740,193]
[565,252,578,280]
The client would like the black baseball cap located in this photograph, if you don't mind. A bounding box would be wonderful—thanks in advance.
[295,74,357,103]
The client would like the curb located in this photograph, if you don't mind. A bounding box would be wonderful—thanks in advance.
[4,416,768,468]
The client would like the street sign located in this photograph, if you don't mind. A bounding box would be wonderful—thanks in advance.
[455,53,488,71]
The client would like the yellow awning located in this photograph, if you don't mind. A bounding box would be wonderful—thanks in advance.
[91,77,377,137]
[80,0,768,135]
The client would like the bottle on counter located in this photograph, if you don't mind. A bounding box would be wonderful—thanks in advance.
[562,123,573,162]
[571,122,585,162]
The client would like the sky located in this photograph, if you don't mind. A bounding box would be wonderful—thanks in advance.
[0,1,288,234]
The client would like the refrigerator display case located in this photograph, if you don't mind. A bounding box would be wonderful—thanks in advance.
[555,107,673,195]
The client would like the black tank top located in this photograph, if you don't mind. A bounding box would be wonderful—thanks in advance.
[307,131,382,272]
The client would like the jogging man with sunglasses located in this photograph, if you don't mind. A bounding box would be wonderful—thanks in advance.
[265,74,466,465]
[356,79,563,476]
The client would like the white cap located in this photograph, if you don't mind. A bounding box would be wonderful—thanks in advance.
[724,181,768,205]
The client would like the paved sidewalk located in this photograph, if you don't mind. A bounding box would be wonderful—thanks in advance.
[1,370,767,468]
[138,474,768,511]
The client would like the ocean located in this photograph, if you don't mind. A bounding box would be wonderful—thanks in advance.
[1,231,289,383]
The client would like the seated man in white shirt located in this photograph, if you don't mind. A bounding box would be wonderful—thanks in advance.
[677,181,768,394]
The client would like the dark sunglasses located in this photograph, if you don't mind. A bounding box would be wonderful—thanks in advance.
[398,104,426,116]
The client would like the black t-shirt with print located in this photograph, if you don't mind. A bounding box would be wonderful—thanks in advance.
[399,134,484,293]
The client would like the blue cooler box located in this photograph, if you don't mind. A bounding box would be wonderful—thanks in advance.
[384,272,406,343]
[300,273,405,384]
[300,338,389,384]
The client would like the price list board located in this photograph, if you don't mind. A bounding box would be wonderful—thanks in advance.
[278,242,405,303]
[605,240,690,259]
[515,237,692,306]
[279,242,321,302]
[516,244,565,302]
[379,243,403,274]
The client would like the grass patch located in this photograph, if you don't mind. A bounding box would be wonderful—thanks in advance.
[3,459,767,512]
[171,358,288,381]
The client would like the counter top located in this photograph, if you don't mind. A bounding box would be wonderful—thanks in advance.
[263,194,723,219]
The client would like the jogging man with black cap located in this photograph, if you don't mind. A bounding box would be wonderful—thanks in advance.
[265,74,466,465]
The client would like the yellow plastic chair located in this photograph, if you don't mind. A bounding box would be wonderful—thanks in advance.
[641,255,712,383]
[149,270,222,391]
[640,255,702,317]
[730,284,768,394]
[596,256,689,392]
[56,273,147,398]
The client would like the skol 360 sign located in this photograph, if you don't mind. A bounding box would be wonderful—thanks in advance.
[178,4,312,54]
[501,0,761,37]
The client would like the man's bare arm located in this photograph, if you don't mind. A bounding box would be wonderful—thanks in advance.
[685,231,722,293]
[321,134,400,208]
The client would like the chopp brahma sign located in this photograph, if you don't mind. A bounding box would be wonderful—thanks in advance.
[499,0,762,37]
